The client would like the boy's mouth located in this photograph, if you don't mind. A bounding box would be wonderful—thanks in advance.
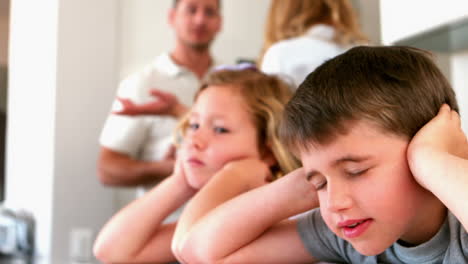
[338,218,372,238]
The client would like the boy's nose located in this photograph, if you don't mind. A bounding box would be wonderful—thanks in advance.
[326,181,353,212]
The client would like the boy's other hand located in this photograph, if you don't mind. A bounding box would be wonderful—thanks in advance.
[410,104,468,158]
[408,104,468,187]
[283,167,320,213]
[221,159,272,191]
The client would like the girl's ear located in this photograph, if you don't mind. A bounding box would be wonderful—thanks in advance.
[261,146,277,167]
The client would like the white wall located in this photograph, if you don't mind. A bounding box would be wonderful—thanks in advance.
[355,0,381,44]
[7,0,58,256]
[451,51,468,133]
[380,0,468,44]
[7,0,117,262]
[118,0,272,79]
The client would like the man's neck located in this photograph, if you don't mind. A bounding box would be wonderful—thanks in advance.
[171,44,213,80]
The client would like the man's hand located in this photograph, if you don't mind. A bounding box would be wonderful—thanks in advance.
[113,89,187,118]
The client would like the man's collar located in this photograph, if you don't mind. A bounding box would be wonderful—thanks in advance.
[154,52,186,77]
[155,51,221,78]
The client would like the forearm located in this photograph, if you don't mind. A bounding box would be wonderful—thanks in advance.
[98,150,174,186]
[411,148,468,229]
[176,173,318,263]
[94,176,195,262]
[173,168,251,256]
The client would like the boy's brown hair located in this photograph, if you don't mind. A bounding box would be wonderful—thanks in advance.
[280,46,459,153]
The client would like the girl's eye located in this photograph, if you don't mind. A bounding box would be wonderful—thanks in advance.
[214,126,229,134]
[188,123,199,130]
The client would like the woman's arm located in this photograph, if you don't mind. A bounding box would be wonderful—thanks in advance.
[93,161,196,263]
[408,104,468,229]
[173,161,319,263]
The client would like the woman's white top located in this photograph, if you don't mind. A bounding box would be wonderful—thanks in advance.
[261,24,351,89]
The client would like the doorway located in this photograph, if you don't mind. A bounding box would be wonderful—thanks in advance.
[0,0,10,201]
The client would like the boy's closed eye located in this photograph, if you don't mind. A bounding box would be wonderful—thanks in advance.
[345,167,370,177]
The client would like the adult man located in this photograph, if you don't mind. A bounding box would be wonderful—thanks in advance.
[98,0,222,192]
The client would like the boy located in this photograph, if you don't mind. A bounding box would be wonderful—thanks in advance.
[172,46,468,263]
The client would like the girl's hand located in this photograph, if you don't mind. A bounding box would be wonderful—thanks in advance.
[408,104,468,186]
[172,156,198,194]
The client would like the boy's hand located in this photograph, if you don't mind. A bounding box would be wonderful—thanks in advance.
[282,167,320,214]
[408,104,468,187]
[221,159,272,191]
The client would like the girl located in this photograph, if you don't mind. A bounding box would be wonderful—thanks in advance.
[93,67,300,263]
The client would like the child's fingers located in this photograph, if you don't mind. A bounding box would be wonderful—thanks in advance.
[438,104,451,116]
[449,109,461,126]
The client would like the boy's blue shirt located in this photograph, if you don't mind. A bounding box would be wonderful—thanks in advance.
[297,209,468,263]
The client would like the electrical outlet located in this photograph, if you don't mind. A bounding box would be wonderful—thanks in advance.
[69,227,94,263]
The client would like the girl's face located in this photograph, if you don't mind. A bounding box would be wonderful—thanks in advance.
[180,85,263,189]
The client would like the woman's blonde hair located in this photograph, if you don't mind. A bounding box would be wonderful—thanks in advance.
[259,0,368,64]
[177,68,300,178]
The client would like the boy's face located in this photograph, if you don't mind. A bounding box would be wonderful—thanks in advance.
[299,120,435,256]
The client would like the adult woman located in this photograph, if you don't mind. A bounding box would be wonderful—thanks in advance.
[260,0,368,88]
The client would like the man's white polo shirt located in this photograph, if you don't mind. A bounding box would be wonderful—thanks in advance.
[100,52,201,170]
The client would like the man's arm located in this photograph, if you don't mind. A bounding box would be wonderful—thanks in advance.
[93,162,197,263]
[173,161,319,263]
[113,89,188,118]
[408,104,468,229]
[97,146,174,186]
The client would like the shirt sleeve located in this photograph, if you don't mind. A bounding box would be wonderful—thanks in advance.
[99,73,151,157]
[261,45,281,75]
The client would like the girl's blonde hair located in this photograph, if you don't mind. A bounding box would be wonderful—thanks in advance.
[177,68,300,178]
[259,0,368,64]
